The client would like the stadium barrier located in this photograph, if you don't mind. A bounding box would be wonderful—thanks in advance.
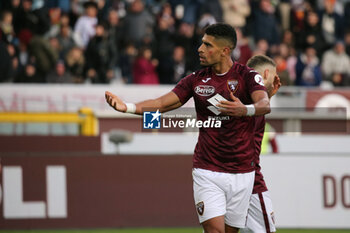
[0,107,98,136]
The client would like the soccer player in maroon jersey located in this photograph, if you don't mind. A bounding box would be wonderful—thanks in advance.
[241,55,281,233]
[105,23,271,233]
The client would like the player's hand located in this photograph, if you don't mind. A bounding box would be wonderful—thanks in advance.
[216,92,247,117]
[270,75,281,97]
[105,91,127,112]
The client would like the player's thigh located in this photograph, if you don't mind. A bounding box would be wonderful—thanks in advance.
[224,171,255,229]
[192,168,227,224]
[241,191,276,233]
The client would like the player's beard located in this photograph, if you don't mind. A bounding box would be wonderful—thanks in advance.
[200,59,218,68]
[199,58,214,67]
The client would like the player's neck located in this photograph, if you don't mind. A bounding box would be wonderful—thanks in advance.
[212,59,234,75]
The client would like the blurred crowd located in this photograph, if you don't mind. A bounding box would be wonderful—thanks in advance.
[0,0,350,86]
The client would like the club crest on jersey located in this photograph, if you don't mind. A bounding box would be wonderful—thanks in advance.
[194,85,215,96]
[196,201,204,216]
[227,80,239,93]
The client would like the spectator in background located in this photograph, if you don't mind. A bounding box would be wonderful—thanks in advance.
[45,0,70,13]
[45,7,62,38]
[73,1,98,48]
[96,0,109,22]
[0,0,17,10]
[56,23,76,60]
[84,23,117,83]
[298,11,327,58]
[65,46,85,83]
[49,36,61,56]
[0,41,12,82]
[46,60,73,83]
[13,0,50,36]
[278,0,291,31]
[122,0,155,48]
[0,10,15,44]
[171,45,187,83]
[345,1,350,29]
[1,0,20,33]
[281,30,295,49]
[132,46,159,84]
[60,12,71,27]
[7,43,19,80]
[120,43,138,83]
[232,27,252,65]
[219,0,250,29]
[17,29,32,72]
[144,0,164,16]
[321,41,350,86]
[319,0,344,48]
[175,22,200,72]
[182,0,202,24]
[106,9,122,56]
[344,30,350,56]
[14,57,42,83]
[198,0,223,23]
[154,3,176,84]
[69,0,85,28]
[274,54,292,86]
[295,47,322,86]
[28,34,58,82]
[253,39,270,56]
[280,43,298,84]
[289,0,312,43]
[250,0,280,46]
[316,0,345,16]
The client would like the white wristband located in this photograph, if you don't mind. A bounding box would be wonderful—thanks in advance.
[245,104,255,116]
[125,103,136,114]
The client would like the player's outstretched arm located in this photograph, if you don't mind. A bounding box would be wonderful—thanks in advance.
[217,91,270,117]
[105,91,182,115]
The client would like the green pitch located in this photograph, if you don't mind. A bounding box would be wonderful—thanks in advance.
[1,228,350,233]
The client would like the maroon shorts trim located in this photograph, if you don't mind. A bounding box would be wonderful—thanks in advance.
[258,192,271,233]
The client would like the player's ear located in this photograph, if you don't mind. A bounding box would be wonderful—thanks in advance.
[263,69,269,81]
[222,46,231,56]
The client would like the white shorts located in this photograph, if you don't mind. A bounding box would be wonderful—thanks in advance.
[241,191,276,233]
[192,168,255,228]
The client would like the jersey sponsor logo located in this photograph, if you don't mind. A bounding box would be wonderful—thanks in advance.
[254,74,265,86]
[143,110,161,129]
[202,77,211,83]
[227,79,239,93]
[196,201,204,216]
[194,85,215,96]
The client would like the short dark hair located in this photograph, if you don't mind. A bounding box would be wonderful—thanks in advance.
[205,23,237,50]
[247,55,276,69]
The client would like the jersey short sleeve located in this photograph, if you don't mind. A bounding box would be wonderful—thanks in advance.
[245,69,267,95]
[171,73,195,105]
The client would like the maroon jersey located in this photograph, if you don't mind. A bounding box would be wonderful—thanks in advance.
[172,62,267,173]
[253,116,268,194]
